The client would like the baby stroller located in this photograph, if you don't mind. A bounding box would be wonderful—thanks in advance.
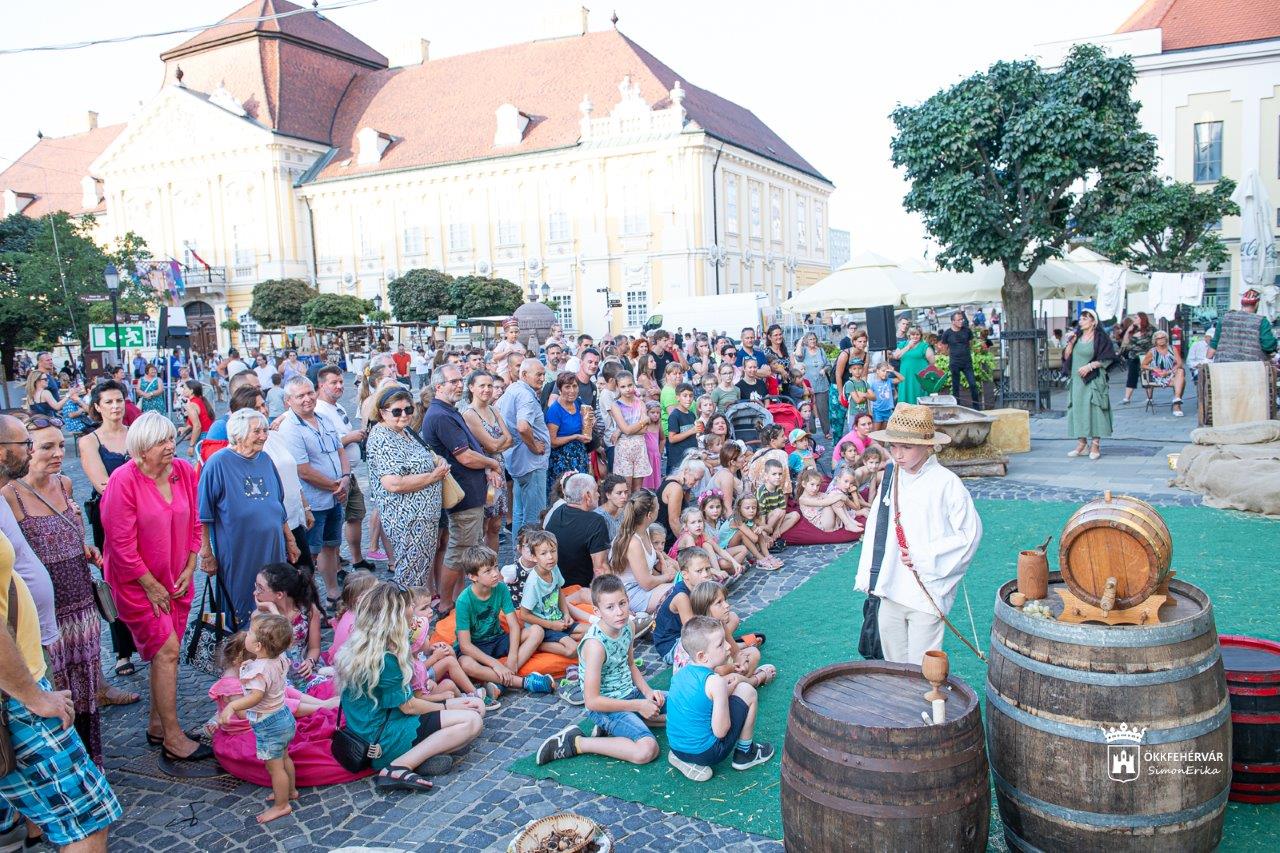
[724,400,773,449]
[765,397,805,436]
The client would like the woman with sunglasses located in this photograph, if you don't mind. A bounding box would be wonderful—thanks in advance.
[366,387,451,590]
[2,415,107,763]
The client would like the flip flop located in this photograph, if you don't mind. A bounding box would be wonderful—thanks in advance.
[99,686,141,706]
[147,728,205,746]
[375,766,433,792]
[115,658,137,677]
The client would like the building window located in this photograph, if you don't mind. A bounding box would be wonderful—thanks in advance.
[238,312,261,347]
[498,218,520,246]
[448,220,470,252]
[749,184,762,238]
[546,293,575,330]
[548,210,570,243]
[725,175,739,234]
[625,289,649,328]
[814,203,825,254]
[402,226,424,256]
[1193,121,1223,183]
[1207,218,1222,232]
[796,197,808,248]
[622,185,647,236]
[232,225,253,267]
[770,189,783,243]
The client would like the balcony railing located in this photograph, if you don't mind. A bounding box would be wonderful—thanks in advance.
[184,266,227,285]
[233,263,256,280]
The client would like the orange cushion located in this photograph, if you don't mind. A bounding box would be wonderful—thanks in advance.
[429,585,596,680]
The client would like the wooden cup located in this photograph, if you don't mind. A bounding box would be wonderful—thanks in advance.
[1017,549,1049,601]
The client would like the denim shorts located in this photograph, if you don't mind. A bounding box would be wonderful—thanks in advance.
[249,706,296,761]
[586,688,657,743]
[544,629,572,644]
[307,504,344,549]
[455,633,510,660]
[671,695,748,766]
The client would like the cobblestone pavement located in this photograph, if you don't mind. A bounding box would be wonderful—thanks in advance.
[10,372,1206,851]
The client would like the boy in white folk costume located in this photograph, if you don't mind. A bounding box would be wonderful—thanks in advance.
[855,403,982,665]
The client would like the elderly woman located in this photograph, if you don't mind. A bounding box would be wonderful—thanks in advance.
[656,456,709,551]
[1064,308,1117,460]
[366,385,451,589]
[101,412,210,762]
[2,414,106,762]
[545,373,591,496]
[198,408,299,629]
[1141,330,1186,417]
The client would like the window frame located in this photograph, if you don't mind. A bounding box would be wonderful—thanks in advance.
[1192,120,1223,184]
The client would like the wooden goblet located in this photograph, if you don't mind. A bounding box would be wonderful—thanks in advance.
[922,650,949,703]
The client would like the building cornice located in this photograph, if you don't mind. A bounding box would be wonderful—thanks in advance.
[160,30,386,71]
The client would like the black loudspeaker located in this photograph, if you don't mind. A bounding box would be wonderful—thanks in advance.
[865,305,897,351]
[158,306,190,349]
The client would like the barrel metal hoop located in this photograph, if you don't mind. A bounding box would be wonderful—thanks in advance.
[990,638,1221,687]
[992,591,1212,648]
[785,724,981,773]
[992,768,1229,829]
[782,763,986,819]
[985,683,1231,744]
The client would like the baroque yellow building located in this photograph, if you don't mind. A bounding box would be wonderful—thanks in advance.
[0,1,832,351]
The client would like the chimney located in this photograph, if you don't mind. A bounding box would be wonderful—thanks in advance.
[387,38,430,67]
[87,110,99,131]
[533,6,590,40]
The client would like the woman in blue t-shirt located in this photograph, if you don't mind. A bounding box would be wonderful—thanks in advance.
[545,373,591,497]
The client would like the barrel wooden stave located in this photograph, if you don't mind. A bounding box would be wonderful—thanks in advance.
[1058,494,1171,610]
[1221,635,1280,800]
[987,575,1230,853]
[781,661,989,853]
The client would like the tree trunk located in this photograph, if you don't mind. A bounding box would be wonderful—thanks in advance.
[1001,267,1037,412]
[0,336,15,409]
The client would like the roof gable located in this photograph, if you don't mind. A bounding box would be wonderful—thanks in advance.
[0,124,124,218]
[1117,0,1280,51]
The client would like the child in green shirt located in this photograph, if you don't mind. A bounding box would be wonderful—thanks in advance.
[455,545,553,694]
[842,359,875,419]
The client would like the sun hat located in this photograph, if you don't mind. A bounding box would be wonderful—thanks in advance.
[788,428,810,445]
[1242,289,1261,306]
[868,402,951,446]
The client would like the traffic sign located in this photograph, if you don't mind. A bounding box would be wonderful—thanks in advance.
[81,294,110,303]
[607,299,623,308]
[90,324,146,350]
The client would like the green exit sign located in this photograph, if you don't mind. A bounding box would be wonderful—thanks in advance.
[90,324,146,350]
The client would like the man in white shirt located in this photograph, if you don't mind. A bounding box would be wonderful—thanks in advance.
[856,403,981,665]
[220,348,251,380]
[253,353,278,388]
[412,347,430,389]
[314,365,374,572]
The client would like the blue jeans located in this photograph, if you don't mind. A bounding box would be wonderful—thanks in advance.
[586,688,656,742]
[511,467,547,531]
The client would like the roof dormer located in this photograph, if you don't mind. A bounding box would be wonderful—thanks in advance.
[80,175,104,209]
[493,103,530,148]
[3,189,35,217]
[356,127,394,165]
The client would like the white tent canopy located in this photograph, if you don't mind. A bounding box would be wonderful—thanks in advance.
[903,258,1102,308]
[781,252,926,312]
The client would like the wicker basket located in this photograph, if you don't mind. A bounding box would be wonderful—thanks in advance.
[508,812,602,853]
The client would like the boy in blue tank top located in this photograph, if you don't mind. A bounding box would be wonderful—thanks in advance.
[666,616,774,781]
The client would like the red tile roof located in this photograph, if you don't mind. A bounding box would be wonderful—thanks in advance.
[162,0,386,68]
[0,124,124,218]
[316,29,828,183]
[1117,0,1280,51]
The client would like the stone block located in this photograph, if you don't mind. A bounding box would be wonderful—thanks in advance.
[986,407,1030,454]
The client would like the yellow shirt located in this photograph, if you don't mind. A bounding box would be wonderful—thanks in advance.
[0,531,44,681]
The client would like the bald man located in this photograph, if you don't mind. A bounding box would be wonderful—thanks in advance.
[497,357,551,530]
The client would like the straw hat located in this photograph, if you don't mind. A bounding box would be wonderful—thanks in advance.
[868,402,951,446]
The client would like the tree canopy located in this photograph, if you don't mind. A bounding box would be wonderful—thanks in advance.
[448,275,525,319]
[388,268,454,323]
[890,43,1157,406]
[249,278,315,329]
[301,293,374,328]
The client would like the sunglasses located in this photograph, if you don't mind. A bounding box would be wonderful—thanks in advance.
[25,416,63,431]
[386,405,415,418]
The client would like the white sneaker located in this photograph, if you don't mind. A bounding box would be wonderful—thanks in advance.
[668,750,713,782]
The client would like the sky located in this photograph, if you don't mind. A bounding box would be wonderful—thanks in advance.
[0,0,1133,261]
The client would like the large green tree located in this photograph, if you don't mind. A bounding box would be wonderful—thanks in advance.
[1080,175,1238,274]
[388,268,454,323]
[249,278,314,329]
[890,44,1157,408]
[448,275,524,319]
[301,293,374,328]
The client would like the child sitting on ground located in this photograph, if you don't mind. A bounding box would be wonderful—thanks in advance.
[666,616,775,782]
[326,570,379,662]
[535,575,664,767]
[455,545,554,695]
[407,587,493,706]
[699,491,751,569]
[688,581,775,688]
[217,613,301,824]
[500,523,543,604]
[725,494,780,570]
[756,458,801,543]
[651,547,717,666]
[517,530,591,657]
[669,506,742,582]
[647,522,681,582]
[787,428,818,475]
[796,468,863,534]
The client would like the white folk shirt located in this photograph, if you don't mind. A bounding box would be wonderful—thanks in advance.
[855,454,981,616]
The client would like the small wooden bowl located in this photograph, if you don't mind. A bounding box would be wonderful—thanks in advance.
[1009,592,1027,607]
[510,813,601,853]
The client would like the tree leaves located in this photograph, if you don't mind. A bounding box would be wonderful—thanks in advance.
[388,268,524,324]
[248,278,315,329]
[300,293,374,328]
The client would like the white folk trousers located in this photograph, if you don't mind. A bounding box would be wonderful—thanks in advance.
[877,597,945,665]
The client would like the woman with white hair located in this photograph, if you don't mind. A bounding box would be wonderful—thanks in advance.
[102,412,211,762]
[197,408,298,628]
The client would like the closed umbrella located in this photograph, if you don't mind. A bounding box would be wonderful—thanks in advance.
[1231,169,1278,318]
[781,252,922,312]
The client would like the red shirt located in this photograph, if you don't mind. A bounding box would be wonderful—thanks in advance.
[391,352,411,377]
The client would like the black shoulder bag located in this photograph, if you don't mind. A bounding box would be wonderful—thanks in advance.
[332,709,391,773]
[858,461,894,661]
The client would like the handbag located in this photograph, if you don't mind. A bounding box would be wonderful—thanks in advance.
[331,710,391,773]
[407,426,465,510]
[182,574,237,676]
[92,580,118,623]
[1,578,19,776]
[858,462,894,661]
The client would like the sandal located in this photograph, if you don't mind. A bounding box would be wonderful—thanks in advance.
[375,766,433,792]
[115,658,137,677]
[99,685,141,706]
[147,728,204,746]
[754,664,778,686]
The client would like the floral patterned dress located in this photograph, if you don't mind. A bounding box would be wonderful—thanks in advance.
[139,376,166,415]
[366,423,443,588]
[472,406,509,519]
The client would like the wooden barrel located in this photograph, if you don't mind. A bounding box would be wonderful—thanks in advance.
[781,661,989,852]
[988,574,1231,852]
[1220,635,1280,803]
[1058,492,1172,609]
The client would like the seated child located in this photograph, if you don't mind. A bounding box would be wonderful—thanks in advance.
[535,575,664,767]
[669,506,741,581]
[724,494,781,570]
[698,491,751,569]
[517,530,591,657]
[756,458,801,543]
[796,468,863,534]
[830,439,863,484]
[665,616,775,782]
[499,523,543,604]
[325,570,378,663]
[651,547,716,666]
[407,586,492,706]
[687,581,775,688]
[454,545,554,694]
[217,613,301,824]
[647,522,680,581]
[787,429,818,475]
[210,632,337,737]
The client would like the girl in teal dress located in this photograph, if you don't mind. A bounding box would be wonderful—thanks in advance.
[895,327,934,404]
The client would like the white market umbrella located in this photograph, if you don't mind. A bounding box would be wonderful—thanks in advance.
[781,252,923,312]
[904,258,1099,308]
[1232,169,1278,318]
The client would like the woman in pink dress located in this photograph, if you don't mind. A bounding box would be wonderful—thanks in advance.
[102,412,211,763]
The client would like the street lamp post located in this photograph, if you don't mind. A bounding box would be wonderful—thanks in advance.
[103,263,122,362]
[224,305,235,348]
[372,294,384,347]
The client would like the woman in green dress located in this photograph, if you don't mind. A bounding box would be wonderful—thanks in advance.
[895,326,934,405]
[137,363,166,415]
[1064,308,1117,460]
